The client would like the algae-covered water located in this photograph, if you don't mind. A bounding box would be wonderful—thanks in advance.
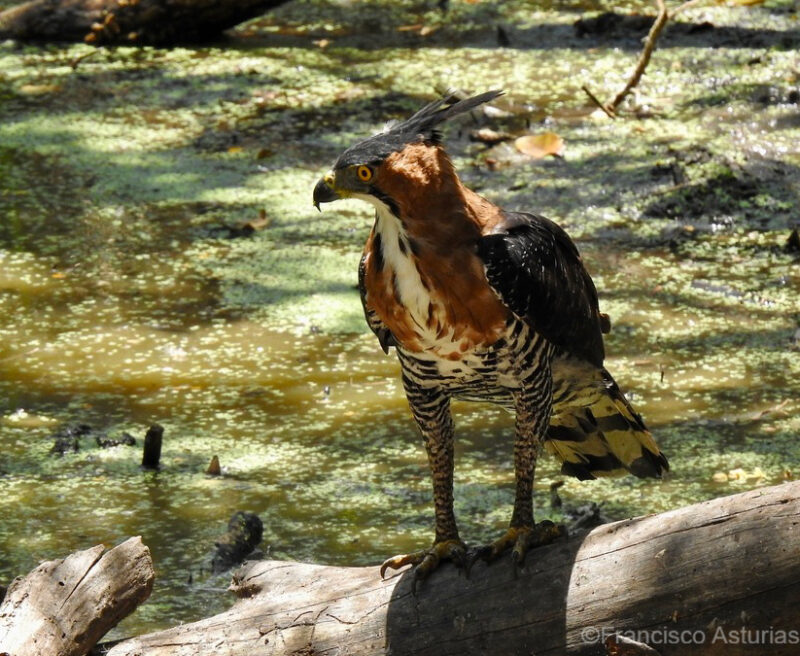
[1,0,798,639]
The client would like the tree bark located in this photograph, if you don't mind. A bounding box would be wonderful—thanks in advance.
[0,0,290,46]
[105,482,800,656]
[0,536,154,656]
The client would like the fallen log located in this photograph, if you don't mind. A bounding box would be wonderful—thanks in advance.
[0,0,290,46]
[105,482,800,656]
[0,536,154,656]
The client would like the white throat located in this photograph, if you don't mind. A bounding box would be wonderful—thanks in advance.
[359,197,470,357]
[372,202,434,333]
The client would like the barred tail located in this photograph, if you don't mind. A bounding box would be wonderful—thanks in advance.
[544,370,668,481]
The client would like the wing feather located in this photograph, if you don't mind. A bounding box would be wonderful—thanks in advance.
[358,248,394,354]
[477,211,606,367]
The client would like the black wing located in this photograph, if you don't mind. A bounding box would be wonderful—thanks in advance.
[477,211,606,367]
[358,250,395,354]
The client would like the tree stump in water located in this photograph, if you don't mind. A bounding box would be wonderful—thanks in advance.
[0,536,154,656]
[141,423,163,470]
[0,0,291,46]
[103,482,800,656]
[211,511,264,573]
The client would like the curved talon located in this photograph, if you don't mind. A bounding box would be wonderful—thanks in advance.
[512,534,526,561]
[510,546,522,578]
[530,520,566,548]
[465,545,490,579]
[411,552,439,595]
[380,551,425,579]
[468,522,567,575]
[445,540,467,570]
[379,539,467,589]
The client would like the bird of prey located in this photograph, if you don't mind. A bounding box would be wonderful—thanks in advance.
[313,90,668,587]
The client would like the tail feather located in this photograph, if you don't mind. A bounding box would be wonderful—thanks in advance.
[545,371,668,481]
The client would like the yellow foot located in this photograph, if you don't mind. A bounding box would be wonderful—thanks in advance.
[467,521,566,575]
[380,539,467,593]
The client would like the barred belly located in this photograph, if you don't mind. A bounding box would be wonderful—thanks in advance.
[396,319,606,416]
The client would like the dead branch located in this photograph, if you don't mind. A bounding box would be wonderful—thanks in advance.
[583,0,707,117]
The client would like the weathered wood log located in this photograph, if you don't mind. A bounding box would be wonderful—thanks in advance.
[0,536,154,656]
[106,482,800,656]
[0,0,290,46]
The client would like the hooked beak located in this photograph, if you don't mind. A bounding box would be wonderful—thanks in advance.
[313,171,341,211]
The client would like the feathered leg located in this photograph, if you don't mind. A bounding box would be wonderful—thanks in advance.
[380,376,466,591]
[470,342,565,571]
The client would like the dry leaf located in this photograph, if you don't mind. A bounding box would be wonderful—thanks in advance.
[727,468,746,481]
[227,146,243,154]
[514,132,565,159]
[19,84,62,96]
[397,23,437,35]
[252,209,271,227]
[470,128,513,145]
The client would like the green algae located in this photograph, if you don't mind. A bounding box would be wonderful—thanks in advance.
[1,0,799,639]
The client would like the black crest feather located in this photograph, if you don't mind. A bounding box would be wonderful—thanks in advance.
[335,89,504,168]
[393,89,504,145]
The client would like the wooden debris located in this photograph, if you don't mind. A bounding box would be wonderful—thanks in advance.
[0,537,154,656]
[141,423,163,469]
[206,455,221,476]
[582,0,707,117]
[0,0,291,46]
[104,482,800,656]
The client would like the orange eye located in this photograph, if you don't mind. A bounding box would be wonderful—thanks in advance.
[356,165,373,182]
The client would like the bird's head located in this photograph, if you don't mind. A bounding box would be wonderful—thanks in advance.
[313,90,503,218]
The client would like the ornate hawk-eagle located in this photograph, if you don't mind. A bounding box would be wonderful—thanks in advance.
[313,90,668,587]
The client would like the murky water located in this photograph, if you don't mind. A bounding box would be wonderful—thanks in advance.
[1,0,799,641]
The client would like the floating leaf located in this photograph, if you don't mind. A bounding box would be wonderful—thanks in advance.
[247,210,271,231]
[470,128,513,145]
[19,84,62,96]
[514,132,565,158]
[397,24,438,36]
[727,468,746,481]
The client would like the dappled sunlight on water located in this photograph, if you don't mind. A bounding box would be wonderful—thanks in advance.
[1,213,796,636]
